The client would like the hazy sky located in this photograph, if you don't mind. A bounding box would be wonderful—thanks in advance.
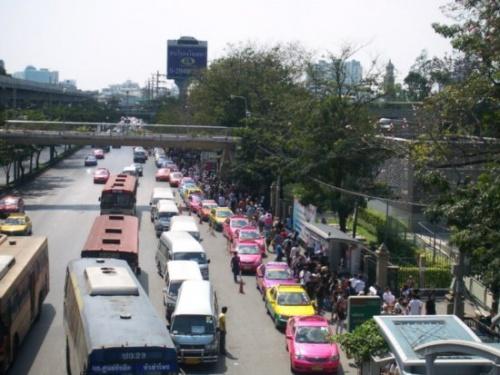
[0,0,454,91]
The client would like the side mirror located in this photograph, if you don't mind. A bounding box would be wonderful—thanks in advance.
[207,259,211,264]
[285,334,292,339]
[225,218,230,224]
[98,197,101,202]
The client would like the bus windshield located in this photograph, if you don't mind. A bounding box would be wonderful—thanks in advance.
[171,315,215,336]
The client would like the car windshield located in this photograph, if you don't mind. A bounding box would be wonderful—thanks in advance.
[217,210,232,218]
[295,326,331,344]
[158,212,174,219]
[171,172,182,179]
[238,245,259,254]
[171,315,215,335]
[5,217,24,225]
[240,231,259,239]
[168,282,181,297]
[231,219,249,228]
[173,252,207,264]
[277,291,310,306]
[266,269,292,280]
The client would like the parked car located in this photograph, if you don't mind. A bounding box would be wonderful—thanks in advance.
[234,225,266,254]
[182,187,203,203]
[265,285,315,329]
[198,200,218,221]
[231,241,262,273]
[169,172,183,187]
[256,262,296,296]
[102,145,111,153]
[155,168,171,182]
[0,195,25,217]
[180,177,195,186]
[93,149,105,159]
[122,166,139,177]
[93,168,110,183]
[209,207,233,231]
[84,154,98,166]
[223,215,250,242]
[285,315,340,374]
[0,213,32,235]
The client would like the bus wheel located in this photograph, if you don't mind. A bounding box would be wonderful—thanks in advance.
[66,337,72,375]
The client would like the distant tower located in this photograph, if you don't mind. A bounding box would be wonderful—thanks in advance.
[384,60,396,99]
[0,60,6,76]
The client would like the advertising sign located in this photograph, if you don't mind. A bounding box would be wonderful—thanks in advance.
[167,38,207,79]
[292,198,317,242]
[347,295,381,332]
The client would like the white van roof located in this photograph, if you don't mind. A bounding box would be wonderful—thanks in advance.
[167,260,202,282]
[157,200,179,213]
[173,280,214,316]
[169,216,199,232]
[161,231,205,254]
[152,187,174,200]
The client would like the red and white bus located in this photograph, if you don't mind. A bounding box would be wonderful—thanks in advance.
[81,215,140,274]
[99,174,137,216]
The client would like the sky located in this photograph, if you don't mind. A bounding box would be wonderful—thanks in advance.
[0,0,454,91]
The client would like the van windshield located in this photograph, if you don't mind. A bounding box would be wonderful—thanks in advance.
[173,252,206,264]
[168,282,181,297]
[171,315,215,335]
[158,212,175,219]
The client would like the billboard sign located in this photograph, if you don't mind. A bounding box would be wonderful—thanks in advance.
[347,296,381,332]
[292,198,317,242]
[167,38,207,79]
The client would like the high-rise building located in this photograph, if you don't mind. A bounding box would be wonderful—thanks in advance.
[308,59,363,93]
[13,66,59,84]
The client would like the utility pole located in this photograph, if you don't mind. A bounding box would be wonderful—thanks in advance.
[156,71,160,98]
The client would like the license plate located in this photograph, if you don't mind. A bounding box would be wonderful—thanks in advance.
[312,366,323,371]
[184,357,201,365]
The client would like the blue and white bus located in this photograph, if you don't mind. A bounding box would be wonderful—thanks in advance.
[63,258,178,375]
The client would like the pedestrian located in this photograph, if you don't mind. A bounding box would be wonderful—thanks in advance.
[230,252,241,283]
[275,243,284,262]
[218,306,228,355]
[425,293,436,315]
[408,292,423,315]
[335,294,347,334]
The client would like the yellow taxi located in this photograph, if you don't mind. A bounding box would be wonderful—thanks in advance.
[265,284,315,329]
[0,213,33,235]
[209,207,233,231]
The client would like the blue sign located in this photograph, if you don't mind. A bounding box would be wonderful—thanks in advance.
[167,44,207,79]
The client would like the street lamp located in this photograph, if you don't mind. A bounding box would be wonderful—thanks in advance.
[230,94,250,118]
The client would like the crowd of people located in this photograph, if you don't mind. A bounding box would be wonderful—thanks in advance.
[172,151,439,336]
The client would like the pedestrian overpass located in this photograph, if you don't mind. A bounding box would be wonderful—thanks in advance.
[0,120,240,156]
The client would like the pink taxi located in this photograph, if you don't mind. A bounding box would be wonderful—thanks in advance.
[256,262,296,296]
[286,315,340,374]
[222,215,249,242]
[232,241,262,273]
[234,225,266,254]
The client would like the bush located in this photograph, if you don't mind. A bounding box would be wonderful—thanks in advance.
[335,319,388,365]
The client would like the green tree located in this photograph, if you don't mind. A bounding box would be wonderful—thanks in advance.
[413,0,500,312]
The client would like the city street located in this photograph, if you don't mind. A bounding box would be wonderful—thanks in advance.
[8,146,315,375]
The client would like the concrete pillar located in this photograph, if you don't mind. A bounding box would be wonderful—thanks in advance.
[376,243,389,289]
[425,354,437,375]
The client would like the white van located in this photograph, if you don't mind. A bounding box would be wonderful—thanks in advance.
[163,260,203,320]
[169,215,201,241]
[156,231,209,279]
[170,280,219,364]
[150,187,175,221]
[153,200,179,237]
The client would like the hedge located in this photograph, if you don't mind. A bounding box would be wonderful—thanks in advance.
[398,266,452,288]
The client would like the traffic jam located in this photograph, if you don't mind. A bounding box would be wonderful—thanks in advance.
[0,144,340,375]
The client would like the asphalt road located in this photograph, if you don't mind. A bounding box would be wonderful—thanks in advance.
[8,146,301,375]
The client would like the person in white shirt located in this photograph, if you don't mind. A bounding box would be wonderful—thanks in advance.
[408,293,423,315]
[383,287,396,306]
[354,276,365,294]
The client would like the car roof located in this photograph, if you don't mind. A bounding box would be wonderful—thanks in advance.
[167,261,202,281]
[275,284,304,293]
[294,315,329,327]
[160,231,204,253]
[173,280,213,317]
[216,207,232,212]
[237,240,259,247]
[240,225,258,231]
[202,200,217,204]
